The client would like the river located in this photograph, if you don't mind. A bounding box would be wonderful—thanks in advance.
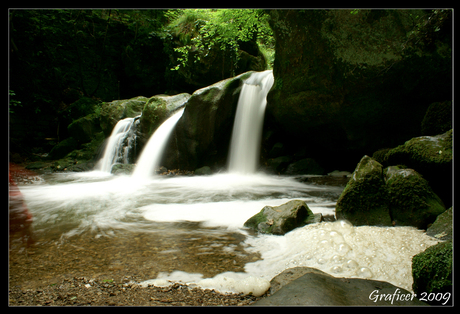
[9,171,438,295]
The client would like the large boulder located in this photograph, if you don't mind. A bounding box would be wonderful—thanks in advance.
[99,96,147,137]
[383,129,452,207]
[335,156,391,226]
[412,241,452,305]
[384,166,446,229]
[255,267,428,306]
[244,200,321,235]
[48,137,79,160]
[139,93,191,138]
[67,113,102,143]
[167,72,253,171]
[265,9,452,171]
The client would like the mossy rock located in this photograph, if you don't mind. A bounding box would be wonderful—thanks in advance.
[384,129,452,168]
[99,96,147,137]
[285,158,325,175]
[384,129,452,208]
[139,93,190,138]
[412,241,452,305]
[427,207,452,241]
[49,137,79,160]
[335,156,392,226]
[194,166,212,175]
[384,167,446,229]
[68,113,102,143]
[421,101,452,136]
[244,200,322,235]
[111,163,135,175]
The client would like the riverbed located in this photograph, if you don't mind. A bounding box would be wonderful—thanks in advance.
[9,171,438,298]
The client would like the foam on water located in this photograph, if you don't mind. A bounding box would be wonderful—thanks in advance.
[140,221,438,295]
[20,172,439,296]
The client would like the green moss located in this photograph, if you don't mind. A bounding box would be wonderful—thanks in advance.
[385,168,445,229]
[335,156,392,226]
[412,241,452,296]
[140,97,168,136]
[244,211,269,232]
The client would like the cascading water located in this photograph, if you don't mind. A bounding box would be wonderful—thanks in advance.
[132,107,185,179]
[228,70,274,174]
[96,116,140,173]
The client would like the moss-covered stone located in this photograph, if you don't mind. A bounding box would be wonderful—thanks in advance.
[140,93,190,138]
[68,113,102,143]
[99,96,147,137]
[384,129,452,207]
[244,200,321,235]
[412,241,452,305]
[335,156,391,226]
[384,167,446,229]
[48,137,79,160]
[427,207,452,241]
[385,129,452,168]
[421,101,452,136]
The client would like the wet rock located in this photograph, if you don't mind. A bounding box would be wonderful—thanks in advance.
[194,166,212,175]
[383,129,452,207]
[335,156,392,226]
[255,267,428,306]
[426,207,452,241]
[412,240,452,305]
[244,200,321,235]
[171,72,252,170]
[285,158,325,175]
[111,164,135,175]
[266,156,292,174]
[384,166,446,229]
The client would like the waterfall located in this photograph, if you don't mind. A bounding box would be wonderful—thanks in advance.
[132,108,185,179]
[96,116,140,173]
[228,70,274,174]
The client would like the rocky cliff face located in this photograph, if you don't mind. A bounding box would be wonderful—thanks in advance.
[265,9,452,171]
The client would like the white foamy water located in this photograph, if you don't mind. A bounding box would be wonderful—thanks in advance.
[96,116,139,173]
[19,172,438,296]
[132,108,185,179]
[228,70,274,174]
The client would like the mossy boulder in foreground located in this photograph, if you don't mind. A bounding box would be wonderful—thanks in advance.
[244,200,322,235]
[412,240,452,305]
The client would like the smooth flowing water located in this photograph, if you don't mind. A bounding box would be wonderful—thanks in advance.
[15,172,438,295]
[96,116,140,173]
[132,108,185,179]
[10,71,439,296]
[228,70,274,174]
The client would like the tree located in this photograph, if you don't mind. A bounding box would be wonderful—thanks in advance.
[166,9,274,73]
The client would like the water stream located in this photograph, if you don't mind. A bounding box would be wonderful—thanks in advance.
[16,172,438,295]
[96,116,140,173]
[228,70,274,174]
[132,107,185,179]
[11,70,439,296]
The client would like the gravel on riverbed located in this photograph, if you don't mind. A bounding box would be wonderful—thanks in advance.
[9,276,263,306]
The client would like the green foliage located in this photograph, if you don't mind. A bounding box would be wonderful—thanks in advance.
[9,90,22,113]
[165,9,274,71]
